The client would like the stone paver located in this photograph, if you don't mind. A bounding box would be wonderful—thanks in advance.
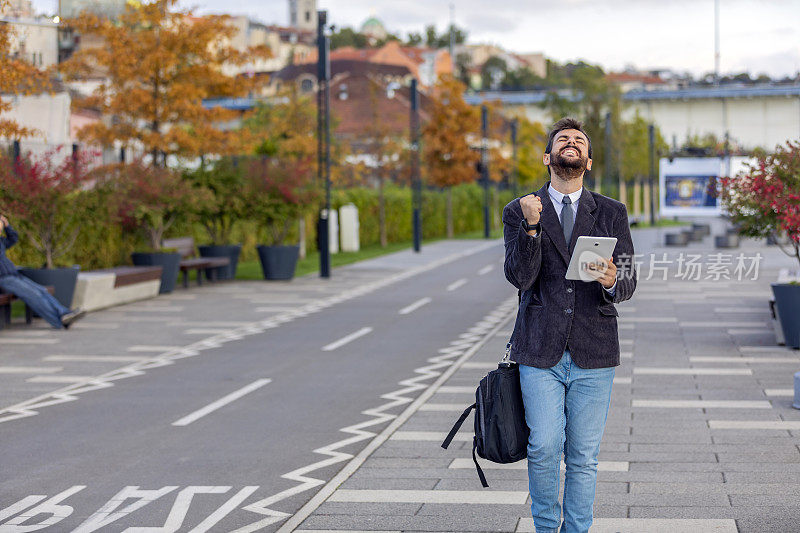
[295,220,800,533]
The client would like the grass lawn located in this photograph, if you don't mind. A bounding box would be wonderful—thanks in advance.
[631,218,691,228]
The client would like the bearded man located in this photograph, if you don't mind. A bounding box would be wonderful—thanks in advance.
[502,117,637,533]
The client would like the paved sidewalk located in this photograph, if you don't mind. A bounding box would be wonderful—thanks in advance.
[292,225,800,533]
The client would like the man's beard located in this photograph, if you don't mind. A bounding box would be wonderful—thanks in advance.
[550,149,588,181]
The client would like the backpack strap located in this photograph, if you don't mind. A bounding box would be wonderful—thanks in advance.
[472,436,489,488]
[441,403,475,450]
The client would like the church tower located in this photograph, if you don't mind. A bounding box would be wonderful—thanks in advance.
[289,0,316,31]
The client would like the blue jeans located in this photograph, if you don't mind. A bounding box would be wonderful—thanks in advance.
[0,273,69,328]
[519,350,615,533]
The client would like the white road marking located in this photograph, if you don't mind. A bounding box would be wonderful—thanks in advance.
[321,327,373,352]
[1,485,85,529]
[186,486,260,533]
[690,356,800,364]
[69,322,120,330]
[619,317,677,323]
[73,485,177,532]
[168,321,254,328]
[517,518,737,533]
[634,367,752,375]
[398,297,432,315]
[709,420,800,430]
[0,338,59,344]
[679,321,769,328]
[446,278,467,291]
[122,305,184,312]
[614,377,632,384]
[184,328,234,335]
[254,306,303,313]
[43,355,149,363]
[632,400,771,409]
[764,389,794,397]
[727,328,771,335]
[329,489,528,505]
[0,366,62,374]
[437,385,476,393]
[418,403,466,412]
[173,379,272,426]
[478,264,494,275]
[739,346,793,353]
[0,240,500,430]
[127,345,182,352]
[714,307,769,313]
[296,531,401,533]
[448,457,629,471]
[27,375,94,383]
[271,298,516,533]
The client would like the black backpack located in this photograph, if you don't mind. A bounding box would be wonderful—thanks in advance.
[441,342,529,487]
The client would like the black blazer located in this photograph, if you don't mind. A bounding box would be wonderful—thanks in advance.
[502,181,637,369]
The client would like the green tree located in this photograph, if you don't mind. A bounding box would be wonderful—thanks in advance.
[515,118,548,188]
[330,27,368,49]
[60,0,270,166]
[422,75,480,238]
[481,56,508,90]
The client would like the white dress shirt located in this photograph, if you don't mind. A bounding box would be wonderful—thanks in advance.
[547,184,616,296]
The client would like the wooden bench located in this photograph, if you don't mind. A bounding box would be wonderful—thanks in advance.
[0,285,56,329]
[162,237,230,289]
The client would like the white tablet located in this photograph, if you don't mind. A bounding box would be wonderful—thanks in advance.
[565,236,618,281]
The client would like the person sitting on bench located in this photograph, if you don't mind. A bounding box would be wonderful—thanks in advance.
[0,214,85,329]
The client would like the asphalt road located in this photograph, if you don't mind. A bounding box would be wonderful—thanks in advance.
[0,241,514,532]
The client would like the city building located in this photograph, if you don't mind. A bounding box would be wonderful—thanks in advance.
[1,0,35,18]
[1,16,59,68]
[465,84,800,151]
[58,0,126,19]
[299,41,452,88]
[288,0,315,31]
[360,15,387,45]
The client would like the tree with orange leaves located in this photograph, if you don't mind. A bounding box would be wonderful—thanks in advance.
[0,0,52,139]
[423,75,480,238]
[59,0,270,166]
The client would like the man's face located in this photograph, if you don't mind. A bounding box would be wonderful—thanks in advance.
[543,128,593,180]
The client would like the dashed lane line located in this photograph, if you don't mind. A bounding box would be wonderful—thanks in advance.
[446,278,467,291]
[172,378,272,427]
[321,327,374,352]
[398,297,432,315]
[0,239,500,426]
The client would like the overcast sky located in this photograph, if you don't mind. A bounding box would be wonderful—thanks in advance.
[33,0,800,78]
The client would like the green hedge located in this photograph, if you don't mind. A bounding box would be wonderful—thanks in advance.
[7,183,519,269]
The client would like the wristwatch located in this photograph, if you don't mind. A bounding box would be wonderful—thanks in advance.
[522,219,540,234]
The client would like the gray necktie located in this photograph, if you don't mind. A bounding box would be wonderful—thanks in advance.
[561,196,574,245]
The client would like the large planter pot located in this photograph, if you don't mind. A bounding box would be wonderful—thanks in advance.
[131,252,181,294]
[199,244,241,281]
[19,266,80,308]
[257,245,299,280]
[772,283,800,349]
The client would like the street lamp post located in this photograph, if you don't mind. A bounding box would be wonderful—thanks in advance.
[410,78,422,253]
[316,10,331,278]
[481,105,490,239]
[648,123,656,226]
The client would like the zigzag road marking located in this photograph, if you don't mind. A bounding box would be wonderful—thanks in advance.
[0,240,499,427]
[240,297,518,533]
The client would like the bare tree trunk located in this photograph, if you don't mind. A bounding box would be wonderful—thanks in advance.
[633,177,642,218]
[492,185,500,232]
[379,175,387,247]
[619,177,627,209]
[446,187,453,238]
